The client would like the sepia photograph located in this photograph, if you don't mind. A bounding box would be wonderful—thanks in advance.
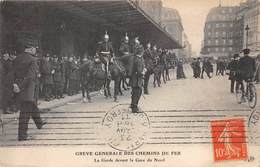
[0,0,259,166]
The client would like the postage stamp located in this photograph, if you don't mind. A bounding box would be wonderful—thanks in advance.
[211,118,248,162]
[102,104,150,151]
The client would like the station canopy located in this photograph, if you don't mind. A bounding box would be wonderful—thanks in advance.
[50,0,182,49]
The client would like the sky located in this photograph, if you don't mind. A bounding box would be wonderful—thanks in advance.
[163,0,242,56]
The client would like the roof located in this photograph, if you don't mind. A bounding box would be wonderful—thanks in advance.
[206,6,239,22]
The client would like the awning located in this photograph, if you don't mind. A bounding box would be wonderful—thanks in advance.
[49,0,182,49]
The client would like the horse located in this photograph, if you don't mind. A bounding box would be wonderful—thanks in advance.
[80,55,133,102]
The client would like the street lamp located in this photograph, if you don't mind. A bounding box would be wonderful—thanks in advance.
[245,25,249,49]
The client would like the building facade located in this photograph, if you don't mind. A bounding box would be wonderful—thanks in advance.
[243,0,260,55]
[134,0,162,24]
[201,6,239,58]
[161,7,187,57]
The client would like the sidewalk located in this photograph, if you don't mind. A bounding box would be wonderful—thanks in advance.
[1,91,100,125]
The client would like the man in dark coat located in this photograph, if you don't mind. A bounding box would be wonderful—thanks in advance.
[237,49,256,97]
[40,53,53,101]
[52,55,65,99]
[143,43,153,94]
[13,39,46,141]
[227,54,239,93]
[130,37,145,113]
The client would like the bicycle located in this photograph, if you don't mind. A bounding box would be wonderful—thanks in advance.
[236,79,257,109]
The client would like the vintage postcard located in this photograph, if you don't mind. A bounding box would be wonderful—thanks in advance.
[0,0,260,167]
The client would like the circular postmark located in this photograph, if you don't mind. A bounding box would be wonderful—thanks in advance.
[102,104,150,151]
[248,109,260,146]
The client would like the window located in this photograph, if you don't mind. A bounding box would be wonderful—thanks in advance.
[216,32,219,37]
[208,32,211,36]
[222,48,225,52]
[216,48,219,52]
[229,47,233,51]
[207,24,211,29]
[230,23,233,27]
[216,23,219,28]
[223,39,226,44]
[208,40,211,45]
[207,48,211,52]
[215,39,219,44]
[223,32,226,37]
[229,39,233,45]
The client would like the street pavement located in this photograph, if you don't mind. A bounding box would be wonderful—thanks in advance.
[0,65,259,147]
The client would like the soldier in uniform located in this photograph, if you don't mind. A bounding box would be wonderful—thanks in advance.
[130,37,146,113]
[96,31,115,77]
[119,33,130,58]
[13,39,46,141]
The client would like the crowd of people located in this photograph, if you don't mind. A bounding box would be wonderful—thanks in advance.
[0,51,85,114]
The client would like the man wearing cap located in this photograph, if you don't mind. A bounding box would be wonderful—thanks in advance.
[52,55,65,99]
[96,31,115,77]
[227,54,239,93]
[130,37,145,113]
[13,39,46,141]
[237,48,256,97]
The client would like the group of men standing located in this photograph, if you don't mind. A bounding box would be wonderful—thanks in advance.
[227,48,256,96]
[191,57,213,79]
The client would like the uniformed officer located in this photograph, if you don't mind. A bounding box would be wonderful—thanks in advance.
[13,38,46,141]
[96,31,115,77]
[119,33,130,58]
[130,37,146,113]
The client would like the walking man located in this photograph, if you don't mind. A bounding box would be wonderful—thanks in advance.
[13,39,46,141]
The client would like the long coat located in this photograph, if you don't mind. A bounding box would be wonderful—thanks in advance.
[130,44,145,88]
[13,52,38,102]
[238,56,256,79]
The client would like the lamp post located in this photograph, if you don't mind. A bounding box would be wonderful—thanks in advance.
[245,25,250,49]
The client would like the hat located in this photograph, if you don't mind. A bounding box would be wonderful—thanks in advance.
[243,48,250,54]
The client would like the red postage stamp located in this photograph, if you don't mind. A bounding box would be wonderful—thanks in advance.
[211,118,248,161]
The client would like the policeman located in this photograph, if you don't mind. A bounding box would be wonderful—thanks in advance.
[13,38,46,141]
[130,37,146,113]
[96,31,115,77]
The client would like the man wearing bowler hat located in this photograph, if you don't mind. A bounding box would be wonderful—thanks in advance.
[227,54,239,93]
[13,38,46,141]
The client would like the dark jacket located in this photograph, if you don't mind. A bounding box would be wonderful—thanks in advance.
[227,60,239,80]
[238,56,256,79]
[13,52,38,102]
[96,41,114,56]
[39,58,53,85]
[130,44,145,88]
[119,42,130,57]
[52,60,65,82]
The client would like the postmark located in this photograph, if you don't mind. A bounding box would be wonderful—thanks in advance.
[211,118,248,161]
[248,109,260,146]
[102,104,150,151]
